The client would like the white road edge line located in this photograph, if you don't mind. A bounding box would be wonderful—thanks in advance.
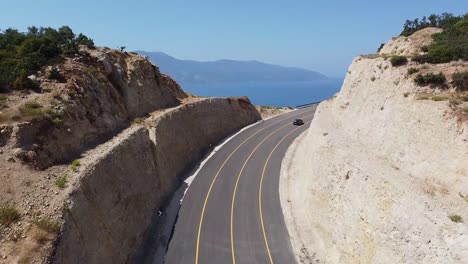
[181,119,264,202]
[182,108,299,201]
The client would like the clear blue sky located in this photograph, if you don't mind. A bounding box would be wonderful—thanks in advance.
[1,0,466,77]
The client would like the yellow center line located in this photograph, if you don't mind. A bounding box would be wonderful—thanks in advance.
[259,121,311,264]
[230,115,313,264]
[195,110,310,264]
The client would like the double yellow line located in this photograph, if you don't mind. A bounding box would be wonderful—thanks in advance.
[195,111,309,264]
[230,119,311,264]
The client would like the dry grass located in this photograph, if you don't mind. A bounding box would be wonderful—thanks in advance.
[431,96,448,101]
[0,205,20,226]
[18,101,44,118]
[33,229,50,244]
[34,217,60,233]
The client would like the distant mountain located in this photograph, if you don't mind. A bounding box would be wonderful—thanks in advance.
[136,51,327,84]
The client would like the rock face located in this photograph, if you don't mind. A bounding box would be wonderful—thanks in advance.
[281,32,468,263]
[51,98,260,264]
[14,47,187,169]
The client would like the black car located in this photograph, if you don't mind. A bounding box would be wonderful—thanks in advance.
[293,119,304,125]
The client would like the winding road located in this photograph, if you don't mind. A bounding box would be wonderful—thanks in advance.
[164,105,317,264]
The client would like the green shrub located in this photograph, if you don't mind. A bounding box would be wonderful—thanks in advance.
[449,214,463,223]
[452,71,468,91]
[371,76,376,82]
[132,117,144,125]
[400,13,463,37]
[407,68,419,75]
[55,175,67,188]
[403,92,410,97]
[34,218,60,233]
[414,73,446,86]
[0,205,20,226]
[71,159,80,172]
[0,26,93,91]
[410,15,468,63]
[12,73,39,91]
[390,56,408,67]
[48,67,63,81]
[71,159,80,167]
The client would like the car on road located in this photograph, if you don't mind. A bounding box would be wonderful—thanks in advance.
[293,119,304,125]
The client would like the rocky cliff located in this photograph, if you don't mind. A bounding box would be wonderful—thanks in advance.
[281,28,468,263]
[52,97,260,263]
[0,47,260,263]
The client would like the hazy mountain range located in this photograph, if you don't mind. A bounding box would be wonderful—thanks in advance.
[136,51,327,84]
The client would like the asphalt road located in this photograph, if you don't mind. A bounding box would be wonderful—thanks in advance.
[164,105,317,264]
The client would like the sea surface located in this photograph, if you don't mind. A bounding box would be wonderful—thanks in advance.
[180,78,343,107]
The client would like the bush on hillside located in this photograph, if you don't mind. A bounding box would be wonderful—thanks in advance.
[400,13,463,37]
[407,14,468,64]
[48,67,63,81]
[390,56,408,67]
[414,72,446,87]
[407,67,419,75]
[452,71,468,91]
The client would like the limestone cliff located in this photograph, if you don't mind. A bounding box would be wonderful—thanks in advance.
[281,29,468,263]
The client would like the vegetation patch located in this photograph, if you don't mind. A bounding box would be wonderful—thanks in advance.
[55,175,67,188]
[0,26,94,92]
[48,67,64,82]
[407,68,420,75]
[33,229,50,244]
[403,92,410,97]
[449,214,463,223]
[452,71,468,91]
[19,101,44,118]
[403,14,468,64]
[132,117,144,125]
[34,217,60,233]
[414,73,446,87]
[0,205,20,226]
[71,159,81,172]
[390,56,408,67]
[72,159,81,167]
[371,76,376,82]
[431,95,448,101]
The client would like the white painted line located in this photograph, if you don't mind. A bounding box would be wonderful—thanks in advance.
[181,120,263,202]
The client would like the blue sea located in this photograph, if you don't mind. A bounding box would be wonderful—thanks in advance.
[181,78,343,107]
